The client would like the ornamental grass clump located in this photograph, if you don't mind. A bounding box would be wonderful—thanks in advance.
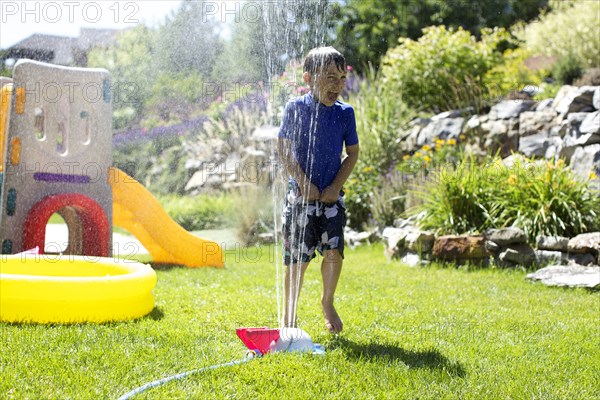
[409,155,600,241]
[495,158,600,239]
[408,154,504,234]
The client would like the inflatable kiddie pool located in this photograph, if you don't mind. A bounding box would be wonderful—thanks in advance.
[0,254,157,323]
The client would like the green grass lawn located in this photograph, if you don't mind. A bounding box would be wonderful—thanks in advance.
[1,243,599,399]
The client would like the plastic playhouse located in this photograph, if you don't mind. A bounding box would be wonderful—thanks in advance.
[0,60,223,323]
[0,60,223,267]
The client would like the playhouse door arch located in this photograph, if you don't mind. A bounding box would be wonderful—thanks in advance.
[23,194,110,256]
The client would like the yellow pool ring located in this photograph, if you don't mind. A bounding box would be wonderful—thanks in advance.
[0,255,157,323]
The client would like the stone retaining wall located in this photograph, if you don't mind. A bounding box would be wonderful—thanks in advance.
[381,224,599,268]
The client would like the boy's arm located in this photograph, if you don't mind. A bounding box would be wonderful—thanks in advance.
[277,137,321,201]
[320,143,359,203]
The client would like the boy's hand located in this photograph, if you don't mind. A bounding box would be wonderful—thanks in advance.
[303,183,321,201]
[320,185,340,204]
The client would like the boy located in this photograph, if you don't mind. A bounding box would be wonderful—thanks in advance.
[277,47,359,334]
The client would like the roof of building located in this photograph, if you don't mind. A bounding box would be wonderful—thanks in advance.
[7,34,77,65]
[3,29,121,66]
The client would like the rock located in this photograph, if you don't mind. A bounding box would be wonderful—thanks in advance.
[526,264,600,288]
[498,248,520,264]
[485,240,500,253]
[554,85,597,114]
[382,227,409,259]
[403,124,422,151]
[417,117,465,147]
[499,243,536,265]
[185,168,223,190]
[431,235,489,261]
[185,158,203,170]
[242,148,267,160]
[562,113,600,148]
[519,110,557,137]
[544,136,564,159]
[536,235,569,251]
[489,100,535,119]
[535,250,566,266]
[519,132,562,157]
[482,120,508,136]
[485,227,527,246]
[408,117,432,127]
[430,108,472,121]
[399,251,426,267]
[345,228,377,249]
[465,115,481,130]
[535,98,554,111]
[567,232,600,255]
[501,154,530,169]
[567,253,597,266]
[405,231,435,254]
[251,125,279,141]
[257,232,275,243]
[568,144,600,183]
[393,217,417,229]
[594,87,600,110]
[579,111,599,135]
[482,119,519,157]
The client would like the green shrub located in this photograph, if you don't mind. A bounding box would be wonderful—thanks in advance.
[494,158,600,239]
[533,81,562,101]
[484,47,548,99]
[409,155,600,240]
[381,26,511,112]
[552,53,584,85]
[407,153,499,234]
[158,194,235,231]
[519,1,600,69]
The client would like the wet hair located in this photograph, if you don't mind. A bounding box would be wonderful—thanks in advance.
[303,47,346,75]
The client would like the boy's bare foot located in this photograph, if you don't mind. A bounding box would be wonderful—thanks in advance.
[322,303,343,333]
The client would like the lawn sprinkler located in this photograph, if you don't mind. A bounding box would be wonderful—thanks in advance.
[236,327,325,356]
[119,328,325,399]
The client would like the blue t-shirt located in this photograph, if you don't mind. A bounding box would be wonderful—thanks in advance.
[278,93,359,192]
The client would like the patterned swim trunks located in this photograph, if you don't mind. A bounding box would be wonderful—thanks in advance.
[282,183,346,265]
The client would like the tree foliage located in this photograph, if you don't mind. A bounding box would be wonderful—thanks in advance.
[381,26,511,112]
[156,1,223,76]
[88,1,225,129]
[333,0,549,71]
[518,0,600,68]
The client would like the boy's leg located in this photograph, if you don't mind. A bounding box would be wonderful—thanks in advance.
[318,199,346,334]
[321,249,343,333]
[281,184,318,328]
[283,261,310,328]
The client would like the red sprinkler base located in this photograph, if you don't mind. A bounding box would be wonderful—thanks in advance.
[236,327,324,355]
[236,327,280,355]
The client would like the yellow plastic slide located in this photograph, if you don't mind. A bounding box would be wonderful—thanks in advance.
[109,167,224,267]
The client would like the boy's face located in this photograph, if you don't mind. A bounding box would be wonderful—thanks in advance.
[303,63,347,107]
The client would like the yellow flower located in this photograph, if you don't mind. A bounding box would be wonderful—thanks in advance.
[589,171,598,181]
[402,154,411,161]
[435,139,445,145]
[414,152,422,158]
[507,175,517,185]
[421,144,432,151]
[363,166,374,173]
[423,155,432,163]
[447,138,457,145]
[459,134,466,140]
